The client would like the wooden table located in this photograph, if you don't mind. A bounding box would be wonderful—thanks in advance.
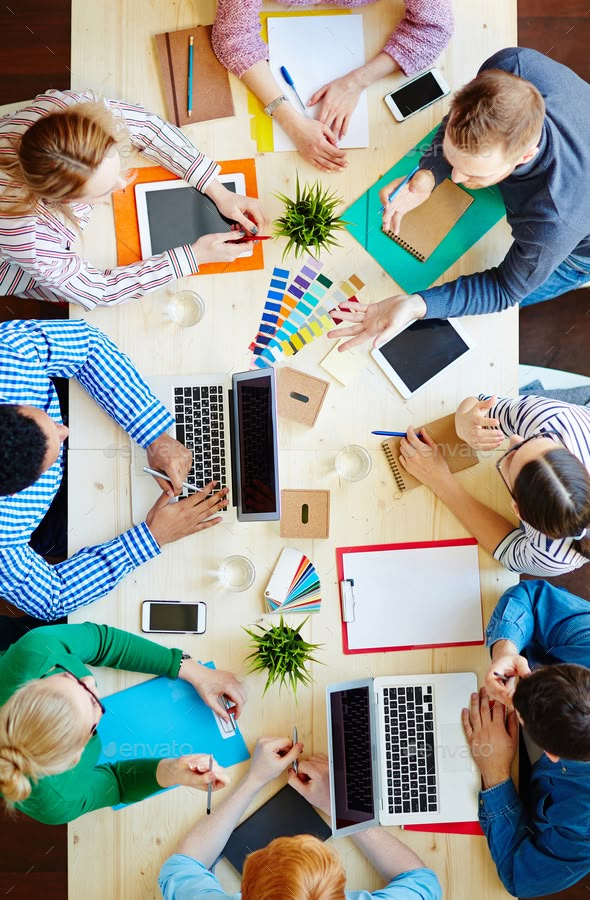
[68,1,518,897]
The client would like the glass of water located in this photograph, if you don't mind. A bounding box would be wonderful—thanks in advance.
[165,290,205,327]
[335,445,373,481]
[218,555,256,592]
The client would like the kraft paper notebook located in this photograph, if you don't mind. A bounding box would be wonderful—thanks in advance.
[345,127,506,294]
[155,25,234,127]
[382,413,478,494]
[383,179,474,262]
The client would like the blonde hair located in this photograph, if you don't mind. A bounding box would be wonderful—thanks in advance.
[241,835,346,900]
[0,678,88,806]
[446,69,545,159]
[0,99,132,222]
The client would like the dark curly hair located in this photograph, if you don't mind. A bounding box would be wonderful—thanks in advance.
[0,405,48,495]
[514,664,590,761]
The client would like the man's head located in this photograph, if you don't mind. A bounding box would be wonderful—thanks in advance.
[443,68,545,188]
[514,664,590,761]
[0,405,69,495]
[241,834,346,900]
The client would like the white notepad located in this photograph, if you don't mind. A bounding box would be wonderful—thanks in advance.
[267,14,369,151]
[340,541,483,652]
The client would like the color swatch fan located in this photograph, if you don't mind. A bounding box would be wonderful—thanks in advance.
[264,547,321,613]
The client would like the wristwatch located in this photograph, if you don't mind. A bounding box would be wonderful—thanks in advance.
[264,94,289,117]
[179,651,192,668]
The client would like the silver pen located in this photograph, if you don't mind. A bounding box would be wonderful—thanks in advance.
[292,726,299,774]
[143,466,200,493]
[221,694,237,731]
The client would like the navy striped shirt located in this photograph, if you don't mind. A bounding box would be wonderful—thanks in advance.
[0,319,174,619]
[485,394,590,576]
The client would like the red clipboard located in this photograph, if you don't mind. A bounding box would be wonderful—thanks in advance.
[404,821,484,836]
[336,538,484,655]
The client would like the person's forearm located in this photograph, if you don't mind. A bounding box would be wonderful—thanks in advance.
[177,774,261,867]
[241,60,302,132]
[490,639,519,662]
[352,826,426,880]
[346,51,398,90]
[430,477,516,557]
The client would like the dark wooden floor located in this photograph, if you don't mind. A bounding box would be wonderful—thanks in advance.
[1,2,590,900]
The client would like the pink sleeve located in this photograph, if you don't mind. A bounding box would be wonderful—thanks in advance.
[383,0,454,76]
[212,0,269,79]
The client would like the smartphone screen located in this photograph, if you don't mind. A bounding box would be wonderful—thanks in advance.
[145,602,205,633]
[388,72,446,118]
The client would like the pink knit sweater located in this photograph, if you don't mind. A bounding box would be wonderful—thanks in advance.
[212,0,454,79]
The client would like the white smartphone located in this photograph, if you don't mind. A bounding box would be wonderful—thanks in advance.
[141,600,207,634]
[384,68,450,122]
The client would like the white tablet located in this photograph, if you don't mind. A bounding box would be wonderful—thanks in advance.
[134,172,251,259]
[370,318,473,399]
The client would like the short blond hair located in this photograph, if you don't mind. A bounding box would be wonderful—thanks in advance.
[242,834,346,900]
[0,678,88,806]
[446,69,545,159]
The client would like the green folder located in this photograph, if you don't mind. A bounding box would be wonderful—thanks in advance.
[345,128,506,295]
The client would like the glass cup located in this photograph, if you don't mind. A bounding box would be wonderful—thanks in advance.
[218,555,256,592]
[335,444,373,482]
[165,290,205,327]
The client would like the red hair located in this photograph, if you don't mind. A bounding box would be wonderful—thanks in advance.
[241,834,346,900]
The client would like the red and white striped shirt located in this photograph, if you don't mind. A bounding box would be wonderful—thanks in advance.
[0,89,221,309]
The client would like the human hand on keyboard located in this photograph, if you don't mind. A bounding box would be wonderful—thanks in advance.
[146,433,192,496]
[145,482,229,546]
[462,687,518,790]
[288,753,331,815]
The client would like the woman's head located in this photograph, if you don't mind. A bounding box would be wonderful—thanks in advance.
[241,834,346,900]
[0,670,101,806]
[1,101,129,212]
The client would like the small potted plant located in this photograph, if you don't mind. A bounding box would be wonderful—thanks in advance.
[243,615,323,696]
[273,175,348,259]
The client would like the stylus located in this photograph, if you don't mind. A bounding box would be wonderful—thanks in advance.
[143,466,200,493]
[379,164,420,214]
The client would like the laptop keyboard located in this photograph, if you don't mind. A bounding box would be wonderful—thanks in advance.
[173,385,226,489]
[383,685,439,815]
[341,688,374,814]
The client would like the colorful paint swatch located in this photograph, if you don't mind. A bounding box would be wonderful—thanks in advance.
[250,256,323,354]
[264,547,321,614]
[249,266,290,350]
[267,272,333,351]
[280,275,365,357]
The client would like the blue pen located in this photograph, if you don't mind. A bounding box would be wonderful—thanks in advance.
[378,164,420,215]
[372,430,406,437]
[280,66,308,117]
[187,35,194,118]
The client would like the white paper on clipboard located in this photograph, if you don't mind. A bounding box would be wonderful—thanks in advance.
[340,541,483,652]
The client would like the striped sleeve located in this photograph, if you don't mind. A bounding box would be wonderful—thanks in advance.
[0,523,160,620]
[493,525,585,576]
[106,97,220,191]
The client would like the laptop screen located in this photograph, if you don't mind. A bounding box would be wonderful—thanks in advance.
[328,684,377,832]
[232,370,280,521]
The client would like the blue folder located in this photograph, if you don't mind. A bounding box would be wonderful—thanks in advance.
[97,665,249,808]
[345,127,507,295]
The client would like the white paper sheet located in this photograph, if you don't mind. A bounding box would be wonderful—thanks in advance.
[267,14,369,151]
[342,543,483,651]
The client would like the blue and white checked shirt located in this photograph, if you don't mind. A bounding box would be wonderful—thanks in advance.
[0,319,174,620]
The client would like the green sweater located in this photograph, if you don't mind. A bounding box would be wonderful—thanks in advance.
[0,623,182,825]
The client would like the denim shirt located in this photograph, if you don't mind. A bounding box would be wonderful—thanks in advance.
[481,579,590,897]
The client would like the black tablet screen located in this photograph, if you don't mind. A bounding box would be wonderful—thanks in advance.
[377,319,469,393]
[145,182,237,255]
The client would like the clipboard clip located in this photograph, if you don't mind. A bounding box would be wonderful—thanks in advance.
[340,579,356,623]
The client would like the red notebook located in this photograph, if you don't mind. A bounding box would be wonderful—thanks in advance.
[336,538,483,655]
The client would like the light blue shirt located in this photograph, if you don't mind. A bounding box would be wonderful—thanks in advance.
[0,319,174,620]
[158,854,442,900]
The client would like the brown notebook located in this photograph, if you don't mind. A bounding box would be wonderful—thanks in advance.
[155,24,235,127]
[382,180,474,262]
[381,413,478,493]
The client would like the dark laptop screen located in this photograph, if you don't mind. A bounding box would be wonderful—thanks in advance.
[329,686,376,830]
[234,372,279,517]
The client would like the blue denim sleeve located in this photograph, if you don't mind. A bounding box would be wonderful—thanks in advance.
[479,779,590,896]
[486,579,590,664]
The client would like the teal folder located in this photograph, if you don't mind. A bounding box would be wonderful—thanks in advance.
[345,127,506,295]
[97,664,249,808]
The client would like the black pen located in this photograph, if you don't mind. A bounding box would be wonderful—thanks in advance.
[292,726,299,775]
[493,671,511,684]
[206,754,213,815]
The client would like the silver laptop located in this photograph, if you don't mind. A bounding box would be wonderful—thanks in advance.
[326,674,479,836]
[131,369,280,525]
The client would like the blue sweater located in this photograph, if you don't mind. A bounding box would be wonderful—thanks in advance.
[419,48,590,317]
[482,579,590,897]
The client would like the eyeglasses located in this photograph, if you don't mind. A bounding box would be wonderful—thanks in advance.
[496,429,561,497]
[42,664,106,736]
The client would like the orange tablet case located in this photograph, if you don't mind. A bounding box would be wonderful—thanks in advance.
[112,158,264,275]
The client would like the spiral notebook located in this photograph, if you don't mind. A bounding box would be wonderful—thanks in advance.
[382,179,474,262]
[382,413,478,493]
